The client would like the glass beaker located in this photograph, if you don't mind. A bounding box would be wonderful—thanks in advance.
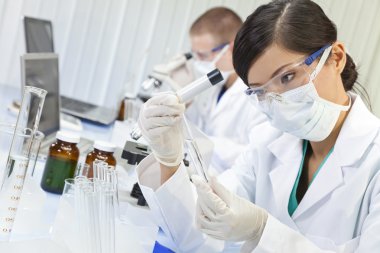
[0,86,46,241]
[0,127,34,240]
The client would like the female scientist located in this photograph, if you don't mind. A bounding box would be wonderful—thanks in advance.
[136,0,380,252]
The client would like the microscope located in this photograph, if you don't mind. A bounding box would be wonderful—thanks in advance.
[137,53,194,102]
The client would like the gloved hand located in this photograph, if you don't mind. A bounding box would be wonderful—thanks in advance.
[192,175,268,244]
[138,92,185,167]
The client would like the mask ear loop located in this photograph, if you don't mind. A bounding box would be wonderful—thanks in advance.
[211,44,235,81]
[310,45,333,80]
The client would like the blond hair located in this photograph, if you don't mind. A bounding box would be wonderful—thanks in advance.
[190,7,243,44]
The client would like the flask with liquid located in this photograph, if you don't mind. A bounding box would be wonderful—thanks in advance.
[40,131,80,194]
[85,141,116,178]
[0,86,47,241]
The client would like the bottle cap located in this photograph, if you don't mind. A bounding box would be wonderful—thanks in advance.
[56,131,80,144]
[94,140,116,153]
[124,91,137,99]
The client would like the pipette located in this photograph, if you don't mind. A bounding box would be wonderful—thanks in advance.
[176,68,223,103]
[130,69,223,140]
[130,69,223,182]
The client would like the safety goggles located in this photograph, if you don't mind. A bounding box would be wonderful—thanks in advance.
[192,42,229,61]
[245,44,332,101]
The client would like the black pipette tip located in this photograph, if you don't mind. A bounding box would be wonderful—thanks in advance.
[207,69,224,85]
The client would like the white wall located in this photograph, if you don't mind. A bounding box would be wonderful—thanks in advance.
[0,0,379,114]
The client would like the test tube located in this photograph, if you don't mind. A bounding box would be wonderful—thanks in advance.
[73,175,116,253]
[29,130,45,177]
[183,118,210,182]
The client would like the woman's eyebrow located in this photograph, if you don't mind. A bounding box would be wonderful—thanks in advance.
[270,61,294,78]
[248,61,295,87]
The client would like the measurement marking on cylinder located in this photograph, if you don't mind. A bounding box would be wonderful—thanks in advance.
[0,155,29,238]
[10,196,20,201]
[7,207,17,212]
[13,185,23,190]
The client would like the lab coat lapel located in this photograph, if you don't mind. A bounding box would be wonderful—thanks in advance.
[291,153,343,219]
[267,93,380,222]
[292,93,380,219]
[209,79,245,119]
[334,93,380,167]
[268,133,303,226]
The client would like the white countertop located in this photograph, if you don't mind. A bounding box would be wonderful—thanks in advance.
[0,83,160,252]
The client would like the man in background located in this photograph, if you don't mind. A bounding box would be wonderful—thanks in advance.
[184,7,266,173]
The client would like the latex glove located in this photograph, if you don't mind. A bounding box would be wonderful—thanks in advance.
[192,175,268,244]
[138,92,185,166]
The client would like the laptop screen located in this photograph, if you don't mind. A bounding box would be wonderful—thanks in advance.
[24,17,54,53]
[21,53,60,136]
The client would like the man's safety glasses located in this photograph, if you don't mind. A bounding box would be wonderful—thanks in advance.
[192,42,229,61]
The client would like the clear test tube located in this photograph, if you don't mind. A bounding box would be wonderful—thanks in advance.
[182,117,210,182]
[101,187,116,253]
[92,162,119,221]
[96,181,115,253]
[28,130,45,177]
[72,177,116,253]
[0,86,46,241]
[93,160,108,181]
[74,177,89,253]
[86,187,102,253]
[103,166,119,220]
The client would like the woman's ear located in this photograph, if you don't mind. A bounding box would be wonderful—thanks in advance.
[228,41,234,53]
[330,42,347,75]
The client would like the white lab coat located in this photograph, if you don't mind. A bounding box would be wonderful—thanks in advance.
[137,93,380,252]
[185,78,267,173]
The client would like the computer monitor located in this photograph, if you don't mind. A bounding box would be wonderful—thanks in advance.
[21,53,60,136]
[24,16,54,53]
[22,16,117,125]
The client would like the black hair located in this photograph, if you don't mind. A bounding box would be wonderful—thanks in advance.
[233,0,370,107]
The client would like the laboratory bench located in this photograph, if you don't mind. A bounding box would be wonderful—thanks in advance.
[0,84,175,252]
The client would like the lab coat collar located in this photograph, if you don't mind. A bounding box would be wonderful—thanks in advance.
[267,93,380,221]
[333,92,380,167]
[228,77,248,95]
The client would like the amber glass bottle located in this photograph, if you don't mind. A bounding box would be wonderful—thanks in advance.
[40,131,80,194]
[85,141,116,178]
